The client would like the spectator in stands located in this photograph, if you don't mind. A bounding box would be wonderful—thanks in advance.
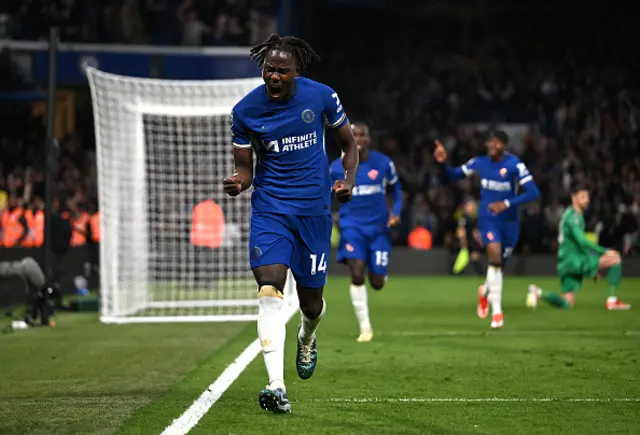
[177,0,210,46]
[2,192,29,248]
[121,0,148,44]
[3,0,279,46]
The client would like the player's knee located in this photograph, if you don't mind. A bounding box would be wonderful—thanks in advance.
[368,273,386,290]
[485,244,501,262]
[487,252,502,265]
[253,265,288,290]
[299,298,323,319]
[297,285,324,318]
[351,274,365,286]
[610,251,621,264]
[348,261,366,286]
[600,252,621,269]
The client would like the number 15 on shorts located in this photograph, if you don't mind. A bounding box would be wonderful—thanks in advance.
[310,253,327,275]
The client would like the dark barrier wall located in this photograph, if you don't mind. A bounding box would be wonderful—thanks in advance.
[8,43,262,84]
[2,247,640,307]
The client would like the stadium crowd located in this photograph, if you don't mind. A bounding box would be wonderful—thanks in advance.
[0,0,278,46]
[313,3,639,255]
[0,2,638,255]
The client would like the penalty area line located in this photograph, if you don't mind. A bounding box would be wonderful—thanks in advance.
[325,397,640,404]
[160,305,298,435]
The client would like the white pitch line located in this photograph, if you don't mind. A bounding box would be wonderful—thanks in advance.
[325,397,640,404]
[384,330,640,337]
[160,304,298,435]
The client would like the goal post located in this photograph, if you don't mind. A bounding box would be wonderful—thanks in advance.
[86,67,298,324]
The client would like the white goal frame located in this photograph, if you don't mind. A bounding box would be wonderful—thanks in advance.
[86,67,298,324]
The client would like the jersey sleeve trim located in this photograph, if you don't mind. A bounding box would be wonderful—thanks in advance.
[232,142,251,149]
[519,175,533,185]
[325,112,347,128]
[387,160,399,184]
[461,164,474,175]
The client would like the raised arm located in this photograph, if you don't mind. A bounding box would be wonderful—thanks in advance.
[433,139,475,182]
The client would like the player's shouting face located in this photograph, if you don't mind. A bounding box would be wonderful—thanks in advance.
[262,49,296,101]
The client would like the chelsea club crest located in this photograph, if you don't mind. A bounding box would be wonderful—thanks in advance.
[301,109,315,123]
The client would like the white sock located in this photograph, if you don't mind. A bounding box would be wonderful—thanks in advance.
[486,265,503,315]
[257,294,286,391]
[298,299,326,345]
[349,284,371,329]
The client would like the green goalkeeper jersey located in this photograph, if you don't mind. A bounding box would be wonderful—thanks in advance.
[557,207,607,261]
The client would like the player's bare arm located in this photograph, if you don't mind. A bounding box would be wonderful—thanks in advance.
[223,147,253,196]
[385,158,402,227]
[333,121,359,203]
[387,188,402,228]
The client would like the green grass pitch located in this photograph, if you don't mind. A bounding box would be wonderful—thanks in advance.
[1,276,639,435]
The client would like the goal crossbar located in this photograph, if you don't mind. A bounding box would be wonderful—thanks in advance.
[126,103,232,117]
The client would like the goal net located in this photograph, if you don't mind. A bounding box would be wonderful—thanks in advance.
[86,67,298,324]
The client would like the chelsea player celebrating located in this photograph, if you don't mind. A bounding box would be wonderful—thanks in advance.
[434,131,540,329]
[330,122,402,343]
[222,34,358,413]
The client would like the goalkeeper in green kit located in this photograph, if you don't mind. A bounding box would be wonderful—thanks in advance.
[527,183,631,310]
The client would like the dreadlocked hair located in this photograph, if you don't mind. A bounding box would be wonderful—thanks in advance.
[249,34,321,74]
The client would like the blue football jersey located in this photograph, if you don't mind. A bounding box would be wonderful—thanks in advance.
[461,153,534,222]
[231,77,348,216]
[330,150,400,233]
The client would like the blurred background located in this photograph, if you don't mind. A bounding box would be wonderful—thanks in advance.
[0,0,638,295]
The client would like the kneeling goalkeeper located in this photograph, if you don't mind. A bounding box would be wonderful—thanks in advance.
[527,183,630,310]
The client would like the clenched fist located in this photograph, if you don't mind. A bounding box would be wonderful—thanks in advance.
[332,180,352,203]
[222,173,244,196]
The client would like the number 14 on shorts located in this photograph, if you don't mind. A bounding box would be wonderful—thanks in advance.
[310,253,327,275]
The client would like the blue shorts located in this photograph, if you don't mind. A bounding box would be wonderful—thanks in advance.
[336,226,391,276]
[249,212,332,288]
[478,219,519,263]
